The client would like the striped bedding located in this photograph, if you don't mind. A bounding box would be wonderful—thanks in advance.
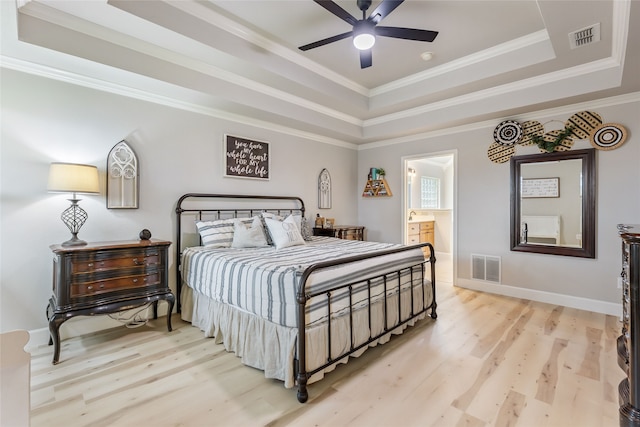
[181,236,427,329]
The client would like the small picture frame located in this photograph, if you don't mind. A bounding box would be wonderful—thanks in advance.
[324,218,335,229]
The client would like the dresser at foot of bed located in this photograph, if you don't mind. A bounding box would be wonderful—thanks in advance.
[47,239,174,364]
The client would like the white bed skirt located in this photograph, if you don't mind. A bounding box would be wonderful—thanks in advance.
[181,282,433,388]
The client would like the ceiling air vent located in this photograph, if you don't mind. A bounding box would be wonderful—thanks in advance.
[569,23,600,49]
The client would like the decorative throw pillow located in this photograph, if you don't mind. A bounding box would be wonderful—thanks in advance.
[300,216,313,241]
[284,214,312,241]
[260,212,283,245]
[264,215,306,249]
[231,217,269,248]
[196,217,253,247]
[196,218,236,247]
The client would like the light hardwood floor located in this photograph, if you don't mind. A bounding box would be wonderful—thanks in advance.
[30,283,624,427]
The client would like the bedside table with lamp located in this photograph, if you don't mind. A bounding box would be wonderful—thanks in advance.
[45,162,174,364]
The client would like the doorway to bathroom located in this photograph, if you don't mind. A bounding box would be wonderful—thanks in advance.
[403,151,456,284]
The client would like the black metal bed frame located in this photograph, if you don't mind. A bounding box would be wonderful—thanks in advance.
[175,193,437,403]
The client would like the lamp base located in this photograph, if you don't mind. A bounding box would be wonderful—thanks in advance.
[61,235,87,247]
[60,199,89,247]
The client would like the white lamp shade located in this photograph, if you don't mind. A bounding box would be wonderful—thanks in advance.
[48,162,100,194]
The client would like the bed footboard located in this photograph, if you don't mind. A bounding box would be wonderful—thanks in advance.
[295,242,436,403]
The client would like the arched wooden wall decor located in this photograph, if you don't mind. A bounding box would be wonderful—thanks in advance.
[107,140,139,209]
[318,168,331,209]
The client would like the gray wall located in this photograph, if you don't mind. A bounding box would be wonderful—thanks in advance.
[0,69,358,334]
[358,98,640,307]
[2,66,639,339]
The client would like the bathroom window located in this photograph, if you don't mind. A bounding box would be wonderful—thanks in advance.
[421,176,440,209]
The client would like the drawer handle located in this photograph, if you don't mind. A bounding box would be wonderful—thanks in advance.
[87,263,94,267]
[132,278,138,283]
[87,285,93,290]
[133,258,139,265]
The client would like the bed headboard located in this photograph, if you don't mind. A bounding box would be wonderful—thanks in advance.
[174,193,305,312]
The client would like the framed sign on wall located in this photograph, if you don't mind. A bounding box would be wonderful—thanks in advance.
[224,134,270,180]
[521,177,559,198]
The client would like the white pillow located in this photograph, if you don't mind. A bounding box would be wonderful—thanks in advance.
[196,217,253,247]
[264,215,306,249]
[231,217,269,248]
[285,214,312,241]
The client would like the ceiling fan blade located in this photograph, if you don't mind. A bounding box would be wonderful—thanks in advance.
[367,0,404,24]
[360,49,372,69]
[375,26,439,42]
[314,0,358,26]
[299,31,353,51]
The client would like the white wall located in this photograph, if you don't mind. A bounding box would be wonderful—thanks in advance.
[0,69,358,336]
[358,95,640,311]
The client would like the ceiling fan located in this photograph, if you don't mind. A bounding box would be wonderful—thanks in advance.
[299,0,439,69]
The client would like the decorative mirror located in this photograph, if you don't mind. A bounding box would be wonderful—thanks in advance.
[107,140,139,209]
[510,148,595,258]
[318,168,331,209]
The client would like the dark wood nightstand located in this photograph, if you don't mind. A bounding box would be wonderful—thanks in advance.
[333,226,365,241]
[313,226,365,241]
[312,227,336,237]
[47,239,174,364]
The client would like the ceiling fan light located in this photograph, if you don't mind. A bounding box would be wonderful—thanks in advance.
[353,33,375,50]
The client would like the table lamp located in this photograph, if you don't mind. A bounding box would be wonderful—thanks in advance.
[48,162,100,246]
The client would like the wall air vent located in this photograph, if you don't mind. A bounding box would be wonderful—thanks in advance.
[569,23,600,49]
[471,254,501,283]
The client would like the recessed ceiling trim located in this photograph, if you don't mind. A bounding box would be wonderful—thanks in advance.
[121,0,370,97]
[364,56,623,128]
[371,30,552,97]
[0,55,359,150]
[16,1,364,128]
[359,91,640,151]
[612,0,632,61]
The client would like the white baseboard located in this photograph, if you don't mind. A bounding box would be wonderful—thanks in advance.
[456,278,622,317]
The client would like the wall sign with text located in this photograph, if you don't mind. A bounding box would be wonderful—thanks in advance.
[224,135,270,180]
[521,177,559,198]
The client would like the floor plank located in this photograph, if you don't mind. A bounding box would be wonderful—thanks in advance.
[29,283,625,427]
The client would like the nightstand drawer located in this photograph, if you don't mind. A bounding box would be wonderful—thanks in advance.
[71,272,161,297]
[71,252,160,273]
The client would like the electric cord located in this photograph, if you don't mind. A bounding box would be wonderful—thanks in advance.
[108,303,152,328]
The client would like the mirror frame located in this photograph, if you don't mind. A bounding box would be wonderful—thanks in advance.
[510,148,596,258]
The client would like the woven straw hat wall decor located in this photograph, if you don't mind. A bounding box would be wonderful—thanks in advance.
[487,111,628,164]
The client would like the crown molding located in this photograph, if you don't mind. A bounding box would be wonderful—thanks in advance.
[139,0,370,97]
[1,55,359,150]
[371,30,551,97]
[358,91,640,151]
[17,0,364,127]
[364,56,623,128]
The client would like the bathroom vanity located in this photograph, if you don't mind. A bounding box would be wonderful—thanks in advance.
[408,217,434,256]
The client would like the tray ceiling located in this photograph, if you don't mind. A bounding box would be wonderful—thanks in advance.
[2,0,638,146]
